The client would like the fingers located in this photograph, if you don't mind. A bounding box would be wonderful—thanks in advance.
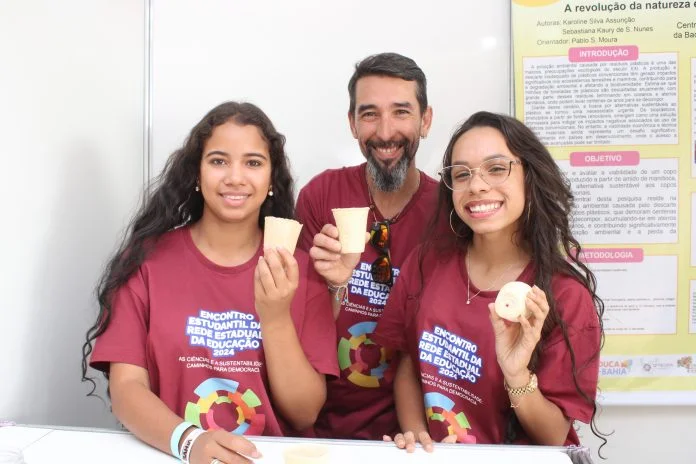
[276,247,299,286]
[309,243,342,263]
[253,258,264,297]
[313,225,342,254]
[212,448,253,464]
[488,303,507,334]
[526,285,549,321]
[418,430,434,453]
[523,286,549,336]
[517,312,539,344]
[441,434,459,444]
[255,255,277,296]
[402,431,418,453]
[191,431,261,464]
[389,431,436,453]
[392,432,407,450]
[263,248,286,289]
[256,248,298,297]
[320,223,340,240]
[217,433,262,460]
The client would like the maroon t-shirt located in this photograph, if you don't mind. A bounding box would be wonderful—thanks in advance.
[374,247,600,445]
[295,163,440,439]
[91,226,338,437]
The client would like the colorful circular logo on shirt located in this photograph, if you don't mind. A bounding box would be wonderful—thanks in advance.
[185,378,265,435]
[424,392,476,443]
[338,321,393,388]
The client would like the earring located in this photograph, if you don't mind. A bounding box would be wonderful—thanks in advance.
[268,188,274,197]
[449,209,463,238]
[195,182,200,192]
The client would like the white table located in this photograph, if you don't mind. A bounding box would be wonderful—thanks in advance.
[0,425,586,464]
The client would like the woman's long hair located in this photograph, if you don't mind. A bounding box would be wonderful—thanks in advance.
[80,101,295,393]
[420,111,608,454]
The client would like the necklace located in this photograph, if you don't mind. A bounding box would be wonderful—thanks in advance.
[466,252,517,304]
[366,185,403,224]
[365,170,420,224]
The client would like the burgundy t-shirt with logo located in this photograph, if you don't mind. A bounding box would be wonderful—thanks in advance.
[295,163,440,439]
[374,247,600,445]
[91,226,338,436]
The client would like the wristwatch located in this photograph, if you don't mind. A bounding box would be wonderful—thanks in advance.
[504,372,538,397]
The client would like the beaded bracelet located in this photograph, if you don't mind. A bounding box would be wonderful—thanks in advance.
[327,282,349,304]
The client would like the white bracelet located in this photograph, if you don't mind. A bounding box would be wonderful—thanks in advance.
[179,428,205,464]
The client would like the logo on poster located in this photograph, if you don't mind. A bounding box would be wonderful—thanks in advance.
[677,356,696,374]
[641,357,673,373]
[600,359,632,376]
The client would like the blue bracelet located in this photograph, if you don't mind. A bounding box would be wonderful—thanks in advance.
[170,421,194,458]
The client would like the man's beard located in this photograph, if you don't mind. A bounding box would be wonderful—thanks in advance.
[365,138,418,192]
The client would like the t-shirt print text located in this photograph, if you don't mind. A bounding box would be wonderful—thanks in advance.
[419,326,483,384]
[186,309,262,358]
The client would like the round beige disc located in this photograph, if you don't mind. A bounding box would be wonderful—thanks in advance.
[495,281,532,322]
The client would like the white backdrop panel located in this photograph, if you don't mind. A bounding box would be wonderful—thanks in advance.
[151,0,511,186]
[0,0,145,426]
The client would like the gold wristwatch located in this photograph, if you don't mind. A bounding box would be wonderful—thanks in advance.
[504,372,538,397]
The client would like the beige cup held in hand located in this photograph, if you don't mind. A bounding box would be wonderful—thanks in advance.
[263,217,303,254]
[332,207,369,254]
[283,445,329,464]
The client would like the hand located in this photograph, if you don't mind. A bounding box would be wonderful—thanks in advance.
[383,431,457,453]
[189,429,261,464]
[488,285,550,380]
[254,247,298,325]
[308,224,368,286]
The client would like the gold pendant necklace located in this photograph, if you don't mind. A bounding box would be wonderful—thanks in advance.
[466,252,516,304]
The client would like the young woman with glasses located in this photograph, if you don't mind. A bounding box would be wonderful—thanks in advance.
[374,111,606,452]
[81,102,338,464]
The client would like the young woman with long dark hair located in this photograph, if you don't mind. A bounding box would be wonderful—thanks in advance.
[81,102,337,464]
[375,111,606,452]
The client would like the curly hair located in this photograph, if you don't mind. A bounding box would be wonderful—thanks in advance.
[421,111,608,454]
[81,101,295,392]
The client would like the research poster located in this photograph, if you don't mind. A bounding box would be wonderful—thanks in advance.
[512,0,696,404]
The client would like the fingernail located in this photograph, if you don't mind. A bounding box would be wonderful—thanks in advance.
[252,449,262,458]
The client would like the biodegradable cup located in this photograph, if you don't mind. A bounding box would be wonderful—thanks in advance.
[331,207,369,253]
[263,216,303,254]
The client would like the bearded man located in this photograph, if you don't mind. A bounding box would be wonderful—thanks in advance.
[295,52,438,440]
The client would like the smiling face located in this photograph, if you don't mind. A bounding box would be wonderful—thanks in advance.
[450,126,525,240]
[198,121,272,226]
[349,75,432,192]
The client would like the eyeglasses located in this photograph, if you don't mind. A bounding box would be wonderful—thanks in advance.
[439,158,521,190]
[369,221,393,286]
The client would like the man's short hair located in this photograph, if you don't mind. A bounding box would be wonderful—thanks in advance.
[348,52,428,115]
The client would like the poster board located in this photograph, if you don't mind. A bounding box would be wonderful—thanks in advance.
[512,0,696,404]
